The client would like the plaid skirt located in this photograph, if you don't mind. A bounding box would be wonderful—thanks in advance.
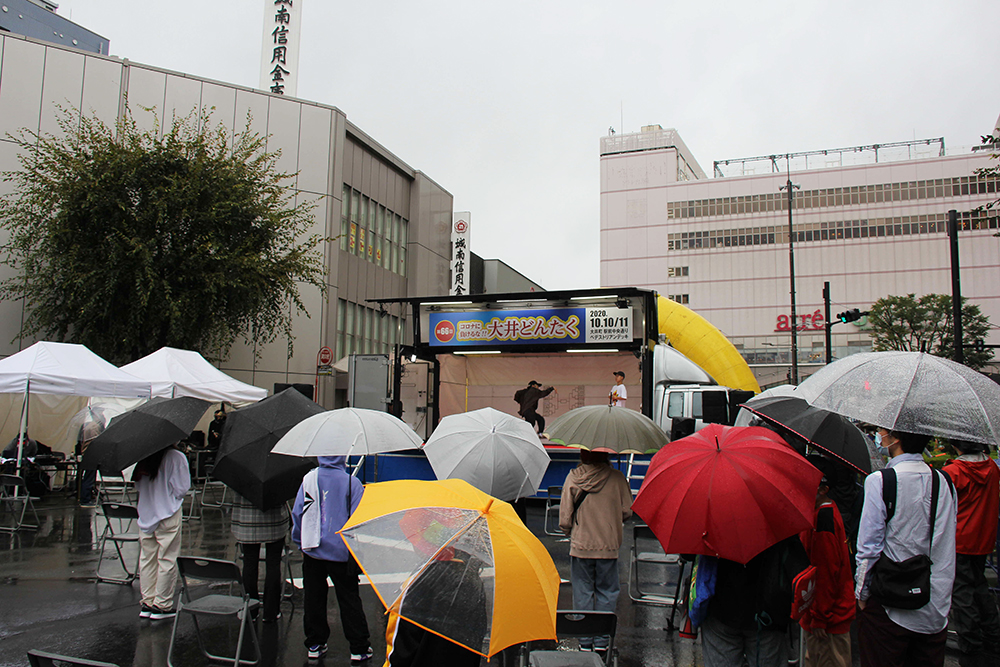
[230,494,290,544]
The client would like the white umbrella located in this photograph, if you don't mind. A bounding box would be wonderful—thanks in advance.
[795,351,1000,445]
[422,407,550,501]
[270,408,423,457]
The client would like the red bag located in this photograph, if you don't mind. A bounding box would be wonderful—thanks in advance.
[790,565,818,620]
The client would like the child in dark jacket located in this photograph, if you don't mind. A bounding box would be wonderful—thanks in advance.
[799,456,855,667]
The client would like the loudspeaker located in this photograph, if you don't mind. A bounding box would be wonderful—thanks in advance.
[274,383,314,401]
[670,417,695,441]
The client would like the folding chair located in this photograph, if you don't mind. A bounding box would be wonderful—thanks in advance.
[27,649,120,667]
[199,472,231,509]
[167,557,261,667]
[0,474,41,532]
[182,487,202,522]
[97,471,135,504]
[97,503,140,585]
[627,524,682,605]
[543,486,564,537]
[528,610,618,667]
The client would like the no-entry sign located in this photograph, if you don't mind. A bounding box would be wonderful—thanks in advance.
[317,346,333,366]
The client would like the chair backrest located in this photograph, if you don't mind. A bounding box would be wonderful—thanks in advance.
[0,474,26,487]
[554,610,617,640]
[632,523,658,543]
[101,503,138,521]
[177,556,243,585]
[27,649,120,667]
[0,474,27,495]
[547,485,562,498]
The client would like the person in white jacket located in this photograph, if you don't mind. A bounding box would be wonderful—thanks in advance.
[133,445,190,621]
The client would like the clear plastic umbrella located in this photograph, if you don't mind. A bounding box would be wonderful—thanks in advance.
[795,351,1000,445]
[422,407,550,502]
[270,407,423,457]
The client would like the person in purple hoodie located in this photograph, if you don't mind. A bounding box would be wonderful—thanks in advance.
[292,456,373,664]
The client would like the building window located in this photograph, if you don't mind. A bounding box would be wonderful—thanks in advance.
[668,294,689,304]
[666,266,689,277]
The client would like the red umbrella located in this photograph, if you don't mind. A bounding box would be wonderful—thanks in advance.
[632,424,822,564]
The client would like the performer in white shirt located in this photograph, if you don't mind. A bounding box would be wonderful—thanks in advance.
[609,371,627,407]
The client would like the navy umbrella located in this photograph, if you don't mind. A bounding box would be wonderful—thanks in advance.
[210,388,323,511]
[740,395,871,474]
[82,396,212,474]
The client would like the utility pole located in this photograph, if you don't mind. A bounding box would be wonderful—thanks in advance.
[780,158,801,383]
[947,209,963,364]
[823,282,832,364]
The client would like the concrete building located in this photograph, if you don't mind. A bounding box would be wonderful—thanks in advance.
[0,29,454,406]
[469,254,544,294]
[0,0,108,54]
[600,124,999,386]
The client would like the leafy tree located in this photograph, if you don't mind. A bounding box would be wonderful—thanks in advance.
[0,105,325,364]
[868,293,993,370]
[974,129,999,217]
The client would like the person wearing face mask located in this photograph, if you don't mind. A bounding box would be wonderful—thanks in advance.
[855,428,957,667]
[873,431,890,459]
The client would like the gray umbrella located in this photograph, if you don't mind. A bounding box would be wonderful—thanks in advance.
[546,405,668,454]
[794,351,1000,446]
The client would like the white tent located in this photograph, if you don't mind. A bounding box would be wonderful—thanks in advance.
[0,341,151,398]
[121,347,267,404]
[0,341,151,462]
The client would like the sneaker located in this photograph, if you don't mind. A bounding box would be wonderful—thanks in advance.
[80,502,97,509]
[149,607,176,620]
[307,644,327,660]
[350,647,373,664]
[139,604,155,619]
[263,612,282,623]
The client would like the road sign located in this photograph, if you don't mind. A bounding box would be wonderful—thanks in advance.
[317,346,333,366]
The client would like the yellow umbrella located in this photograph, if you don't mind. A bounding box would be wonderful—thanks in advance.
[339,479,559,658]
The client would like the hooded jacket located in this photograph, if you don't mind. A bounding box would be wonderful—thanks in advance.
[291,456,364,562]
[558,462,632,559]
[943,453,1000,555]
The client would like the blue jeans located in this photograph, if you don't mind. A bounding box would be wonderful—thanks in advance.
[570,556,619,649]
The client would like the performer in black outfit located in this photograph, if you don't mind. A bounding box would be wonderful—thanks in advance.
[514,381,554,433]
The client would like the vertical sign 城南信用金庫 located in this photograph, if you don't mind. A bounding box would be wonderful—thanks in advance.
[260,0,302,97]
[451,212,471,296]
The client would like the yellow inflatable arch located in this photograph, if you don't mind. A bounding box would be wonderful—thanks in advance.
[657,296,761,393]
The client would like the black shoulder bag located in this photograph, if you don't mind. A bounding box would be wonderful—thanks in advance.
[869,467,940,610]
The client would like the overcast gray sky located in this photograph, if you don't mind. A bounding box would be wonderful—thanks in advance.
[56,0,1000,291]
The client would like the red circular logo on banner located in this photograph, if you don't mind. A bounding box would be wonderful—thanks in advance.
[434,320,455,343]
[455,220,467,234]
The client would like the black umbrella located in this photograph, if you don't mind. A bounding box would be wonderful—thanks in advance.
[82,396,212,474]
[740,395,872,475]
[210,388,323,510]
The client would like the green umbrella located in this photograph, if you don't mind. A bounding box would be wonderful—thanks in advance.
[546,405,668,454]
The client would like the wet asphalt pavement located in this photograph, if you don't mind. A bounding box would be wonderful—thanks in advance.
[0,489,969,667]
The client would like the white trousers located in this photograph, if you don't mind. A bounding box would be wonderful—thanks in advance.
[138,508,182,609]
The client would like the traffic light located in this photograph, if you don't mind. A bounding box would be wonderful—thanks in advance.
[837,308,862,323]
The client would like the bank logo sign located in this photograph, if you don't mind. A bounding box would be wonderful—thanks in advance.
[429,307,631,347]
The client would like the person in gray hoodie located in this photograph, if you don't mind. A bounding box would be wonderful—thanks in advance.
[559,449,632,652]
[291,456,373,664]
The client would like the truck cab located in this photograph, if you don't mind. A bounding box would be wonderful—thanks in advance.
[651,345,754,439]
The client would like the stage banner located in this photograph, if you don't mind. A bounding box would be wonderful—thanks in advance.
[428,307,631,347]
